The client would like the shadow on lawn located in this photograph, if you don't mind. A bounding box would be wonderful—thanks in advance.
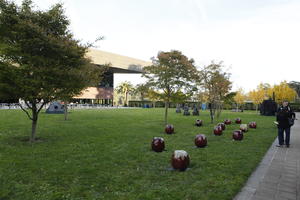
[0,135,56,146]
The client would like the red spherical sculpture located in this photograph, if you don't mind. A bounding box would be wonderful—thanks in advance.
[224,119,232,125]
[218,123,226,130]
[249,122,257,129]
[195,134,207,148]
[235,118,242,124]
[195,119,203,127]
[171,150,190,171]
[233,130,243,141]
[240,124,248,132]
[213,125,223,136]
[151,137,165,152]
[165,124,174,134]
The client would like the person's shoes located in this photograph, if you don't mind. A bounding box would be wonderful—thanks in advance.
[286,144,290,148]
[276,145,283,147]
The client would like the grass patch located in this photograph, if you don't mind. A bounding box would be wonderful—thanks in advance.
[0,108,276,200]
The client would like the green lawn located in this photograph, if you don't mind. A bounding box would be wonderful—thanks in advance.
[0,108,277,200]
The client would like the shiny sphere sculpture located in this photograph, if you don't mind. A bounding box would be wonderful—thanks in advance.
[151,137,165,152]
[213,125,223,136]
[235,118,242,124]
[233,130,243,141]
[240,124,248,132]
[224,119,232,125]
[249,122,257,129]
[195,119,203,127]
[218,122,226,130]
[194,134,207,148]
[165,124,174,134]
[171,150,190,171]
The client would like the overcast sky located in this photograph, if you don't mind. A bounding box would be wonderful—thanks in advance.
[16,0,300,91]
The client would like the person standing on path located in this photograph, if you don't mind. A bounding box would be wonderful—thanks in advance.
[276,100,296,147]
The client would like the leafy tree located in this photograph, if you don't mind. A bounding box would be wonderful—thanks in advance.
[196,91,209,105]
[147,89,161,108]
[257,83,272,99]
[288,81,300,98]
[223,92,237,108]
[0,0,104,142]
[268,81,297,104]
[234,88,246,111]
[171,90,191,104]
[143,50,197,124]
[171,90,192,111]
[196,62,231,123]
[61,63,108,121]
[133,83,149,107]
[248,89,264,112]
[115,81,134,106]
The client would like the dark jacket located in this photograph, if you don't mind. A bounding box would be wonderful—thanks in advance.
[276,106,295,128]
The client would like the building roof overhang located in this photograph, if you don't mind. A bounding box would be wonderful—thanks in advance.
[86,49,152,73]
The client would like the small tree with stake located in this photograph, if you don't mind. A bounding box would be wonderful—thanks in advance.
[234,88,246,112]
[196,62,231,123]
[0,0,105,142]
[143,50,197,125]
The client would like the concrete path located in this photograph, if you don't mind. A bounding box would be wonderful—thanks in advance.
[234,113,300,200]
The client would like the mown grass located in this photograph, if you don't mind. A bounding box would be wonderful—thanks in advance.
[0,108,277,200]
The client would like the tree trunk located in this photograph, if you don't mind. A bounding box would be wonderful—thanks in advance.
[141,93,144,108]
[125,92,128,106]
[31,119,37,142]
[256,104,258,113]
[30,103,38,142]
[209,102,214,123]
[164,101,169,125]
[213,106,216,119]
[216,102,223,118]
[209,107,214,123]
[153,101,156,108]
[236,103,239,112]
[64,102,68,121]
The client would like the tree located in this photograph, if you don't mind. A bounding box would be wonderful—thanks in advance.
[134,83,149,107]
[223,92,237,109]
[288,81,300,98]
[248,89,264,112]
[60,63,108,121]
[257,83,272,99]
[268,81,297,104]
[171,90,191,105]
[196,62,232,123]
[234,88,246,111]
[115,81,134,106]
[143,50,197,124]
[147,89,161,108]
[0,0,104,142]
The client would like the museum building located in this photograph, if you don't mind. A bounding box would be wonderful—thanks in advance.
[72,49,151,105]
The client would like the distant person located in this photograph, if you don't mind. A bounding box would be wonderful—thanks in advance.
[275,100,296,147]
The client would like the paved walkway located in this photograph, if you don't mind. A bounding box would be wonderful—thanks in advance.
[234,113,300,200]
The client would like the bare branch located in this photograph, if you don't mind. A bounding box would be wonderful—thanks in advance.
[24,101,32,109]
[37,102,47,114]
[18,103,33,120]
[85,36,104,48]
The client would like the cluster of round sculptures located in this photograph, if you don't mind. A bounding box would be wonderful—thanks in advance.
[151,118,258,171]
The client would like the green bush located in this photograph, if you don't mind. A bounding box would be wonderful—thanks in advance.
[290,103,300,111]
